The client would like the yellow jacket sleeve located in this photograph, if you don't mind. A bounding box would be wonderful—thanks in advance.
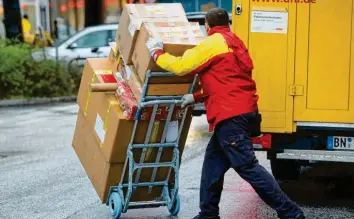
[155,34,228,76]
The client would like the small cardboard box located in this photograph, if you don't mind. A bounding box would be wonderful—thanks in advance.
[108,42,121,73]
[72,111,182,203]
[77,58,114,115]
[122,63,195,101]
[132,22,205,83]
[116,3,188,64]
[115,78,187,121]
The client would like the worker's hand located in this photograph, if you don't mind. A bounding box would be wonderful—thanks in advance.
[181,94,195,108]
[146,37,163,61]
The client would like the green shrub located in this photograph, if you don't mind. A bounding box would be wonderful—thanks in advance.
[23,60,76,98]
[0,39,80,100]
[66,60,84,94]
[0,41,30,98]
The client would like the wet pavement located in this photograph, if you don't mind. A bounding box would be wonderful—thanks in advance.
[1,103,354,219]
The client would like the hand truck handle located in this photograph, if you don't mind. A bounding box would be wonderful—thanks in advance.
[139,100,183,107]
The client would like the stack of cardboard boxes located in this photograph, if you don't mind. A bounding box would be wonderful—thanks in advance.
[72,3,205,204]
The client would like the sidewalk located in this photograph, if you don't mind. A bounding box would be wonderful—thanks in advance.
[0,96,77,108]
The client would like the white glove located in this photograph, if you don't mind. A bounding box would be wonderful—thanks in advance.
[146,37,163,57]
[181,94,195,108]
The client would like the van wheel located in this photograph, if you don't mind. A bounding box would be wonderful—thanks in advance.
[270,158,301,180]
[327,175,354,197]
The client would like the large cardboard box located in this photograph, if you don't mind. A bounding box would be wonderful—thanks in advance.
[132,22,205,83]
[116,3,188,64]
[86,90,193,164]
[73,111,184,203]
[77,58,194,163]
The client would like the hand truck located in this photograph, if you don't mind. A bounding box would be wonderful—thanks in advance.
[106,70,197,219]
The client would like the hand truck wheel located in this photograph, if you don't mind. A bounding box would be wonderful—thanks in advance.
[108,192,122,219]
[168,194,180,216]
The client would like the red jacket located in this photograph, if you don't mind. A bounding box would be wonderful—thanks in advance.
[154,26,259,131]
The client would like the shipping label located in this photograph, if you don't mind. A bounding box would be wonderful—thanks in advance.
[128,22,137,37]
[144,5,166,16]
[94,114,105,143]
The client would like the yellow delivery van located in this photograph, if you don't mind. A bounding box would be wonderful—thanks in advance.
[232,0,354,180]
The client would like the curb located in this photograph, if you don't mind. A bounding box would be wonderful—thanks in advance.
[0,96,77,108]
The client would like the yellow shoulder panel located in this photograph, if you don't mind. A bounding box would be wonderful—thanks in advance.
[156,33,230,76]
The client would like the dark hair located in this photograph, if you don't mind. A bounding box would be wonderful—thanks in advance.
[23,14,28,19]
[205,8,229,28]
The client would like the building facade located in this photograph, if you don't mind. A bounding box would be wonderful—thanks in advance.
[157,0,232,13]
[0,0,51,33]
[0,0,232,42]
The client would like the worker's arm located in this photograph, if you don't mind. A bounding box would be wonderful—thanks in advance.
[146,34,228,103]
[147,35,223,76]
[192,89,207,103]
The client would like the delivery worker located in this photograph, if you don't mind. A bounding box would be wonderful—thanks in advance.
[146,8,305,219]
[22,14,31,35]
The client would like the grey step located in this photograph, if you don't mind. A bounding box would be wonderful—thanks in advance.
[122,181,167,188]
[128,201,166,209]
[276,149,354,163]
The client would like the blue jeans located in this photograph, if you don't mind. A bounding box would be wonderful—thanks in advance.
[199,111,304,219]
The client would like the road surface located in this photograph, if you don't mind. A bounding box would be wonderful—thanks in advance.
[1,103,354,219]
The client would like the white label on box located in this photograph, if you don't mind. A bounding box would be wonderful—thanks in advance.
[163,32,186,38]
[166,121,179,143]
[128,22,137,37]
[124,65,132,80]
[94,114,105,143]
[251,10,288,34]
[144,5,166,15]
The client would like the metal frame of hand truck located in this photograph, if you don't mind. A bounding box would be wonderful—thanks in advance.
[106,70,197,219]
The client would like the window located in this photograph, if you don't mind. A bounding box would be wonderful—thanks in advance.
[108,30,117,43]
[73,30,109,48]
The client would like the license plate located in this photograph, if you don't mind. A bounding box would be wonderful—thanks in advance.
[327,136,354,150]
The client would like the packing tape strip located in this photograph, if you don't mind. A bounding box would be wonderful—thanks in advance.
[116,54,123,64]
[114,46,121,59]
[83,70,112,116]
[103,101,114,131]
[84,74,97,116]
[144,121,160,162]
